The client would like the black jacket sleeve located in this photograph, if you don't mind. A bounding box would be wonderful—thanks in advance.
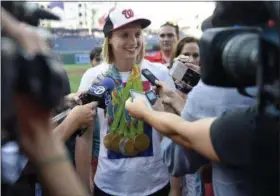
[210,107,279,196]
[210,107,279,172]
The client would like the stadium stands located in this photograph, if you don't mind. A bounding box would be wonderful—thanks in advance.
[52,36,104,53]
[51,36,159,53]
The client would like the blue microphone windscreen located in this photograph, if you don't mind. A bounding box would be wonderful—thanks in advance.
[101,77,116,92]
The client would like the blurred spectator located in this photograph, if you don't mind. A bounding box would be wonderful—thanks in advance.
[87,47,102,192]
[145,22,179,65]
[89,47,102,67]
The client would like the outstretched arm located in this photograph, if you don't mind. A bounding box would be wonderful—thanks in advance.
[125,98,219,161]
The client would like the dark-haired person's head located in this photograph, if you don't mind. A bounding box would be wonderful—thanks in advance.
[90,47,102,67]
[169,36,200,69]
[201,2,272,32]
[159,22,179,54]
[201,16,213,32]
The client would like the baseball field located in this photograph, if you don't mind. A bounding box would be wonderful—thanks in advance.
[64,64,91,92]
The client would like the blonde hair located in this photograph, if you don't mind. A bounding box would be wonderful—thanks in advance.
[102,36,145,65]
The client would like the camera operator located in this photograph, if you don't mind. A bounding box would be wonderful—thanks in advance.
[2,4,93,196]
[163,35,203,196]
[126,2,279,196]
[155,79,257,196]
[157,24,257,196]
[125,93,279,196]
[34,63,98,195]
[12,93,90,196]
[33,68,98,196]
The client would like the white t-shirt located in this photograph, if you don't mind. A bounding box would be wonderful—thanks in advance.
[79,59,175,196]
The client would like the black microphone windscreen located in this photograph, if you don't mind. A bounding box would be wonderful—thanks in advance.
[35,9,60,20]
[23,3,60,21]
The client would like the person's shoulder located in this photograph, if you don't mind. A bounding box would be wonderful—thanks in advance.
[141,59,175,88]
[141,59,169,74]
[79,62,110,91]
[222,107,257,119]
[82,62,110,79]
[87,62,110,73]
[215,107,256,125]
[144,52,158,59]
[144,52,163,62]
[211,107,257,138]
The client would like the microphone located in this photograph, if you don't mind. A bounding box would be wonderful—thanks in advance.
[23,3,60,26]
[52,77,116,137]
[79,77,116,109]
[100,77,116,92]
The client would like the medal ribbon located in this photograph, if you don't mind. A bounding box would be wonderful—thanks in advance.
[105,64,144,137]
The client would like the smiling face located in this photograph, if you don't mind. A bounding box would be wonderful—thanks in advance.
[109,23,143,62]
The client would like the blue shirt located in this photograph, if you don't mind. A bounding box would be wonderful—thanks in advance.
[162,80,257,196]
[182,80,257,196]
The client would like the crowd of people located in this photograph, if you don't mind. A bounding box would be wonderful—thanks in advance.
[78,9,206,196]
[2,2,279,196]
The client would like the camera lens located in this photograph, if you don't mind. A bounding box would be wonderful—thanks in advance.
[222,33,259,84]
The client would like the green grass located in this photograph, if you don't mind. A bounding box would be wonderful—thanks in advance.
[68,74,84,92]
[64,64,90,71]
[65,64,91,92]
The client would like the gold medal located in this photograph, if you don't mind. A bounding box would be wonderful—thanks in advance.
[111,135,123,153]
[124,138,138,156]
[128,147,139,157]
[103,133,114,150]
[119,138,127,155]
[134,133,150,152]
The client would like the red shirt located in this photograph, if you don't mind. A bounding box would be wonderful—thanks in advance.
[145,51,167,64]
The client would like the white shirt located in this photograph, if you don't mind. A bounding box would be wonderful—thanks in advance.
[1,142,28,184]
[79,59,175,196]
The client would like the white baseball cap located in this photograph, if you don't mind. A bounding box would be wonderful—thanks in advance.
[103,7,151,37]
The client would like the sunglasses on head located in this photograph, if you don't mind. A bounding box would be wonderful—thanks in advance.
[161,21,178,28]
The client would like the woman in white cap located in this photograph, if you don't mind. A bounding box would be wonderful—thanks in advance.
[78,6,175,196]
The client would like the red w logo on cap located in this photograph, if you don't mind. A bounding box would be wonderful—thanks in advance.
[122,9,134,19]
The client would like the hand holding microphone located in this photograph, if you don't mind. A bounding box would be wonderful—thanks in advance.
[141,68,184,114]
[66,102,98,130]
[52,76,116,138]
[52,100,98,141]
[64,91,83,107]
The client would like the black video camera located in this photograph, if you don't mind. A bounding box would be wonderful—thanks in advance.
[199,2,280,112]
[1,2,66,142]
[200,27,279,87]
